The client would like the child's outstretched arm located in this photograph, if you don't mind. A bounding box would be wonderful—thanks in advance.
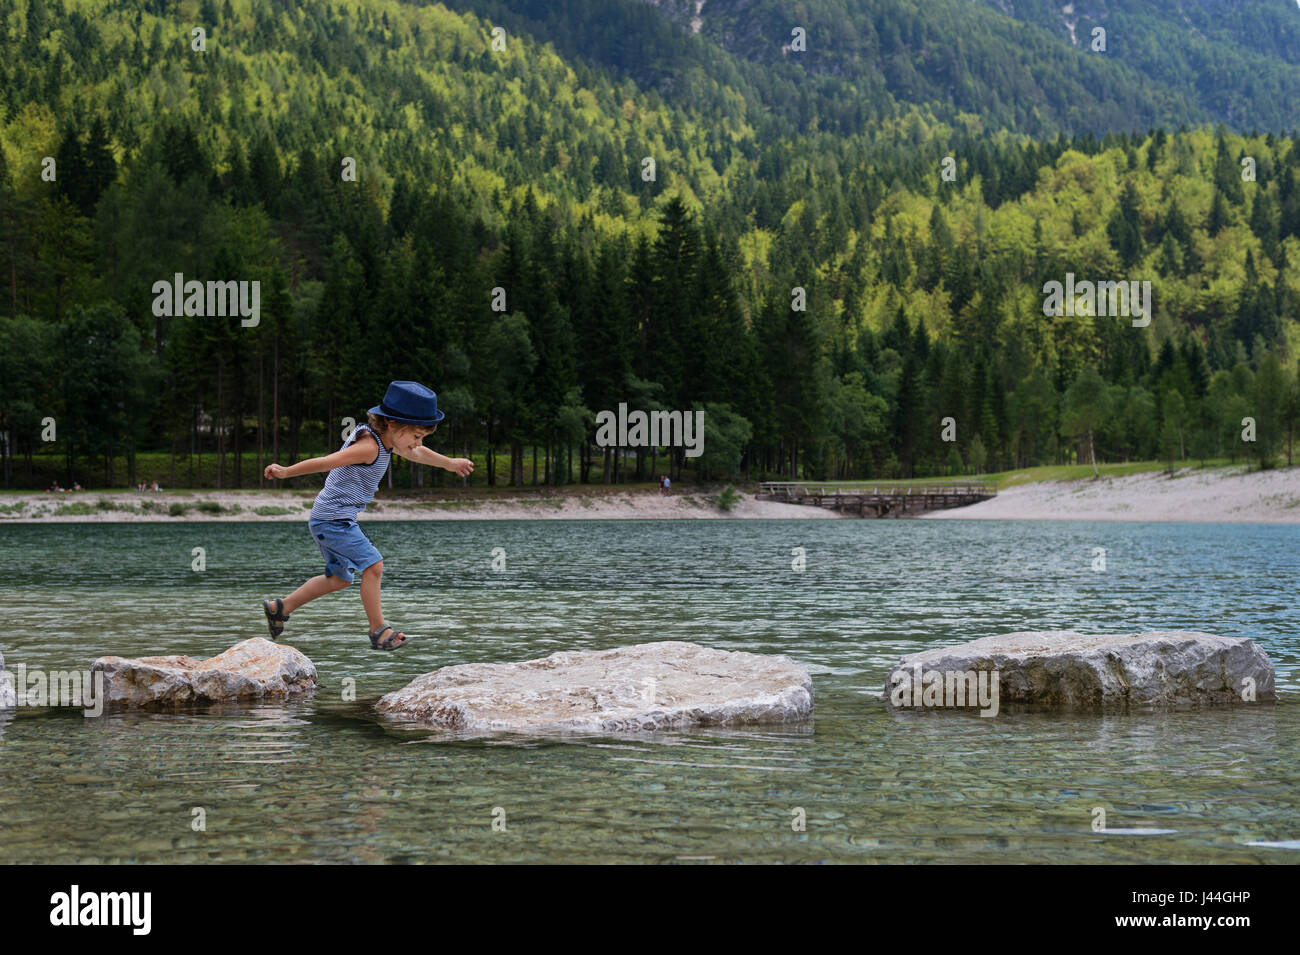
[264,438,375,481]
[395,444,474,477]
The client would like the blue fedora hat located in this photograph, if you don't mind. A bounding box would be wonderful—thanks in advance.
[369,380,446,426]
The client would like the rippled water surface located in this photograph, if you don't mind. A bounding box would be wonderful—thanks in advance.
[0,518,1297,863]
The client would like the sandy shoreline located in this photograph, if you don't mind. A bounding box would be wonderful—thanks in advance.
[0,487,848,522]
[2,466,1299,522]
[922,465,1300,523]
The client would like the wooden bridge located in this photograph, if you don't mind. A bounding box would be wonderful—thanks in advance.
[758,481,997,517]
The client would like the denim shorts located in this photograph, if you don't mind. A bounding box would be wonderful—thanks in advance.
[308,518,382,583]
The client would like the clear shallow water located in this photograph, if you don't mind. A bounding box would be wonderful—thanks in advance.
[0,518,1296,863]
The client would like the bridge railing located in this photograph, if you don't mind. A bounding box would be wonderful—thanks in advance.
[759,481,998,498]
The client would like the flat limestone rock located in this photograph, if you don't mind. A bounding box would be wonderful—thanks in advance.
[884,630,1275,710]
[91,637,317,708]
[376,640,813,733]
[0,649,14,708]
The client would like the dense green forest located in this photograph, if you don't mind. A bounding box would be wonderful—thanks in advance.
[472,0,1300,137]
[1,0,1299,490]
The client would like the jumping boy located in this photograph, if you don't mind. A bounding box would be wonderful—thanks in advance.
[261,380,474,650]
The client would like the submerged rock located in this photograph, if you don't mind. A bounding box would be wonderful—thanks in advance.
[0,649,14,708]
[91,637,317,708]
[883,630,1276,711]
[376,640,813,733]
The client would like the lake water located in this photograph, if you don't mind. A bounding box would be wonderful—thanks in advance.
[0,518,1297,863]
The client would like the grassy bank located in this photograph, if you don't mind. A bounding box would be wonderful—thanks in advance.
[0,448,683,492]
[755,458,1300,492]
[982,458,1261,490]
[2,450,1288,497]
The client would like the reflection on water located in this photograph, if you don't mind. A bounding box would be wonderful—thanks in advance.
[0,519,1297,863]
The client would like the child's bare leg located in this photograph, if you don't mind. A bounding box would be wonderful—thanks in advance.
[282,574,350,614]
[359,561,385,632]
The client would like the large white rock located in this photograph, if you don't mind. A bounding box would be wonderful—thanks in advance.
[91,637,317,708]
[376,641,813,733]
[0,649,14,708]
[884,630,1276,710]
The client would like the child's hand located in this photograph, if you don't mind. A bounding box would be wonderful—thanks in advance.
[444,457,474,477]
[265,463,288,480]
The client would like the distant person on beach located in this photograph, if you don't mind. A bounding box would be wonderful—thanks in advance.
[152,481,161,492]
[260,380,473,651]
[663,475,671,494]
[72,482,82,491]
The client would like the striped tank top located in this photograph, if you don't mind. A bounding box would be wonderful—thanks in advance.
[311,424,392,520]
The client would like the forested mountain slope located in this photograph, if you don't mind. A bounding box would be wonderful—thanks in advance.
[445,0,1300,137]
[0,0,1297,491]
